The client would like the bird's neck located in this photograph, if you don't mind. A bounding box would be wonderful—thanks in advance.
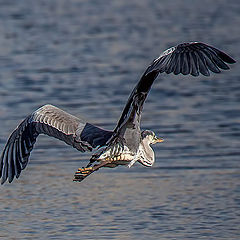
[137,138,155,167]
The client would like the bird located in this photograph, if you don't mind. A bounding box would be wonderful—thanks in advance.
[0,42,235,184]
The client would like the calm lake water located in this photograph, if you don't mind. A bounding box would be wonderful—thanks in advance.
[0,0,239,239]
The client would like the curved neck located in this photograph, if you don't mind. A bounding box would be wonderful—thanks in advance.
[138,138,155,167]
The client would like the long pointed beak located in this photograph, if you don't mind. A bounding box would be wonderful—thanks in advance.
[154,137,164,143]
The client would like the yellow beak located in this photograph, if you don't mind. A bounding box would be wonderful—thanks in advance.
[154,137,164,143]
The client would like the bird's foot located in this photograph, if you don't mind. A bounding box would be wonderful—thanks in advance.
[73,161,108,182]
[73,167,94,182]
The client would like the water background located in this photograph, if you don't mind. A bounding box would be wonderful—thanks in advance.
[0,0,239,239]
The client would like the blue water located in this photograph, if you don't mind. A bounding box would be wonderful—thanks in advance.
[0,0,239,239]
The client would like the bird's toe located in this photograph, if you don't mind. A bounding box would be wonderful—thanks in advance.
[73,167,94,182]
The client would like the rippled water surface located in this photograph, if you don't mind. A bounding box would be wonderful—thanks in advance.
[0,0,239,239]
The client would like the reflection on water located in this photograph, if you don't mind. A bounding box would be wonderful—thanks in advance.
[0,0,239,239]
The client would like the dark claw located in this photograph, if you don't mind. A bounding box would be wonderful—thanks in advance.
[73,174,86,182]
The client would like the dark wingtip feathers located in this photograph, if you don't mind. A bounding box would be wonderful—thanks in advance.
[210,45,236,64]
[0,116,37,184]
[146,42,235,77]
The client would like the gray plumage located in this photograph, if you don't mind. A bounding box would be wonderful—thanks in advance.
[0,105,112,183]
[0,42,235,184]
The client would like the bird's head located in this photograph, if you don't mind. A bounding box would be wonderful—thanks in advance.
[141,130,164,145]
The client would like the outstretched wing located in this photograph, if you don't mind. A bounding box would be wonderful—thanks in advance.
[0,104,113,184]
[114,42,236,134]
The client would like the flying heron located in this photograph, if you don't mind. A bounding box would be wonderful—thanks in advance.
[0,42,235,184]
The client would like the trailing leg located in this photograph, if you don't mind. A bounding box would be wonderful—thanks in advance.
[73,161,108,182]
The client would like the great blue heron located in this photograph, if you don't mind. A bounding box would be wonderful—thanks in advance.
[0,42,235,184]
